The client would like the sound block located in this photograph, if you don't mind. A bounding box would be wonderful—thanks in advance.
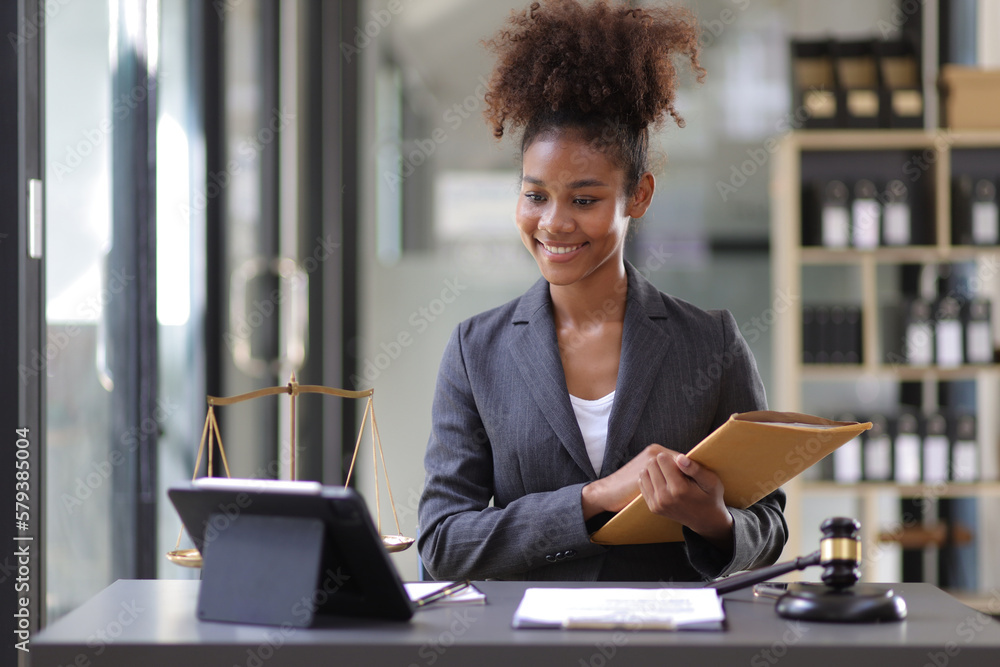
[776,583,907,623]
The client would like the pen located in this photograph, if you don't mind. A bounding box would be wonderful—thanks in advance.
[413,580,472,607]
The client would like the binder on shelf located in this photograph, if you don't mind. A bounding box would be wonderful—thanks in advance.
[972,179,999,246]
[875,39,924,128]
[589,411,871,545]
[829,305,847,364]
[952,176,975,245]
[881,302,905,364]
[843,305,863,364]
[862,414,893,481]
[903,298,934,365]
[951,414,978,482]
[963,297,994,364]
[814,305,831,364]
[882,179,912,246]
[852,179,881,248]
[821,180,851,248]
[801,182,822,246]
[790,39,840,129]
[832,412,863,483]
[834,39,881,128]
[802,305,817,364]
[935,297,964,368]
[893,411,922,484]
[922,413,951,484]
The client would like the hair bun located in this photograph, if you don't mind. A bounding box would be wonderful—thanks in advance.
[483,0,705,139]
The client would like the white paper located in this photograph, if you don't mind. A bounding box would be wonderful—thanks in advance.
[512,587,724,630]
[760,422,851,429]
[405,582,486,605]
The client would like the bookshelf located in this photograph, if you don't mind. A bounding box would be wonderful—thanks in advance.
[770,129,1000,604]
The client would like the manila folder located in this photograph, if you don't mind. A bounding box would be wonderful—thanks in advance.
[589,410,871,545]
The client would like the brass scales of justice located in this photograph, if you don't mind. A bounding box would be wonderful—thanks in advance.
[167,374,413,568]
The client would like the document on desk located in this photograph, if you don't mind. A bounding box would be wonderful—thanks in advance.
[404,582,486,606]
[512,588,724,631]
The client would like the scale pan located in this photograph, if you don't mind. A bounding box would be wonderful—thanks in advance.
[166,548,203,568]
[382,535,414,553]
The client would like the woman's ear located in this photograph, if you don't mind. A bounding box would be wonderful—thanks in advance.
[626,172,655,219]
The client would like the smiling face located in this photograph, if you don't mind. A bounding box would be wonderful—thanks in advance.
[516,130,653,289]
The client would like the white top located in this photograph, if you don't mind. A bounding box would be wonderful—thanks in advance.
[569,390,615,476]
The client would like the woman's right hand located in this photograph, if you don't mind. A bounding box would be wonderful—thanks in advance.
[581,444,672,519]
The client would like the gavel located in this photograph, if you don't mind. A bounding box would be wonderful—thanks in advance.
[708,516,861,595]
[706,517,906,622]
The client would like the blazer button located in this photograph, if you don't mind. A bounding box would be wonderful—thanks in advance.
[545,554,556,562]
[565,550,576,558]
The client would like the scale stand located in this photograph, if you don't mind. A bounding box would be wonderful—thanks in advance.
[167,375,413,568]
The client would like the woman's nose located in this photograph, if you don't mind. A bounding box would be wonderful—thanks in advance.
[538,203,574,233]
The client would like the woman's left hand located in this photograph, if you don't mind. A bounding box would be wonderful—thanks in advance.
[638,449,734,552]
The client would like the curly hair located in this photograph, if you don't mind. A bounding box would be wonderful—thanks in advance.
[483,0,705,194]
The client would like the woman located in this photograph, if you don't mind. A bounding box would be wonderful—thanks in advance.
[418,0,786,582]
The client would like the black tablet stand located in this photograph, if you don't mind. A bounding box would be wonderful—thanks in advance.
[198,514,328,627]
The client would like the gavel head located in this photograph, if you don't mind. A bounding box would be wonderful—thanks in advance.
[819,517,862,590]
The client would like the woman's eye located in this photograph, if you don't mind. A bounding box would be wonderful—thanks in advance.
[575,198,596,206]
[524,193,545,203]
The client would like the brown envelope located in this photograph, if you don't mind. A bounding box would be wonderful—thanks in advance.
[589,410,872,545]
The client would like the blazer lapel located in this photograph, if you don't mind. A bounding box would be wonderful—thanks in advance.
[601,263,673,476]
[508,277,596,480]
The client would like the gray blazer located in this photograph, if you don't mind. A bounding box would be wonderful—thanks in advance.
[418,262,787,582]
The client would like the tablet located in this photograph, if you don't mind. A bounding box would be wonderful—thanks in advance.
[168,479,414,625]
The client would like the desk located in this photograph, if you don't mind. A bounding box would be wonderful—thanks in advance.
[33,580,1000,667]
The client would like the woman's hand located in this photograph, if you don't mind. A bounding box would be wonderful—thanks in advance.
[581,444,670,518]
[639,449,734,552]
[582,445,734,552]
